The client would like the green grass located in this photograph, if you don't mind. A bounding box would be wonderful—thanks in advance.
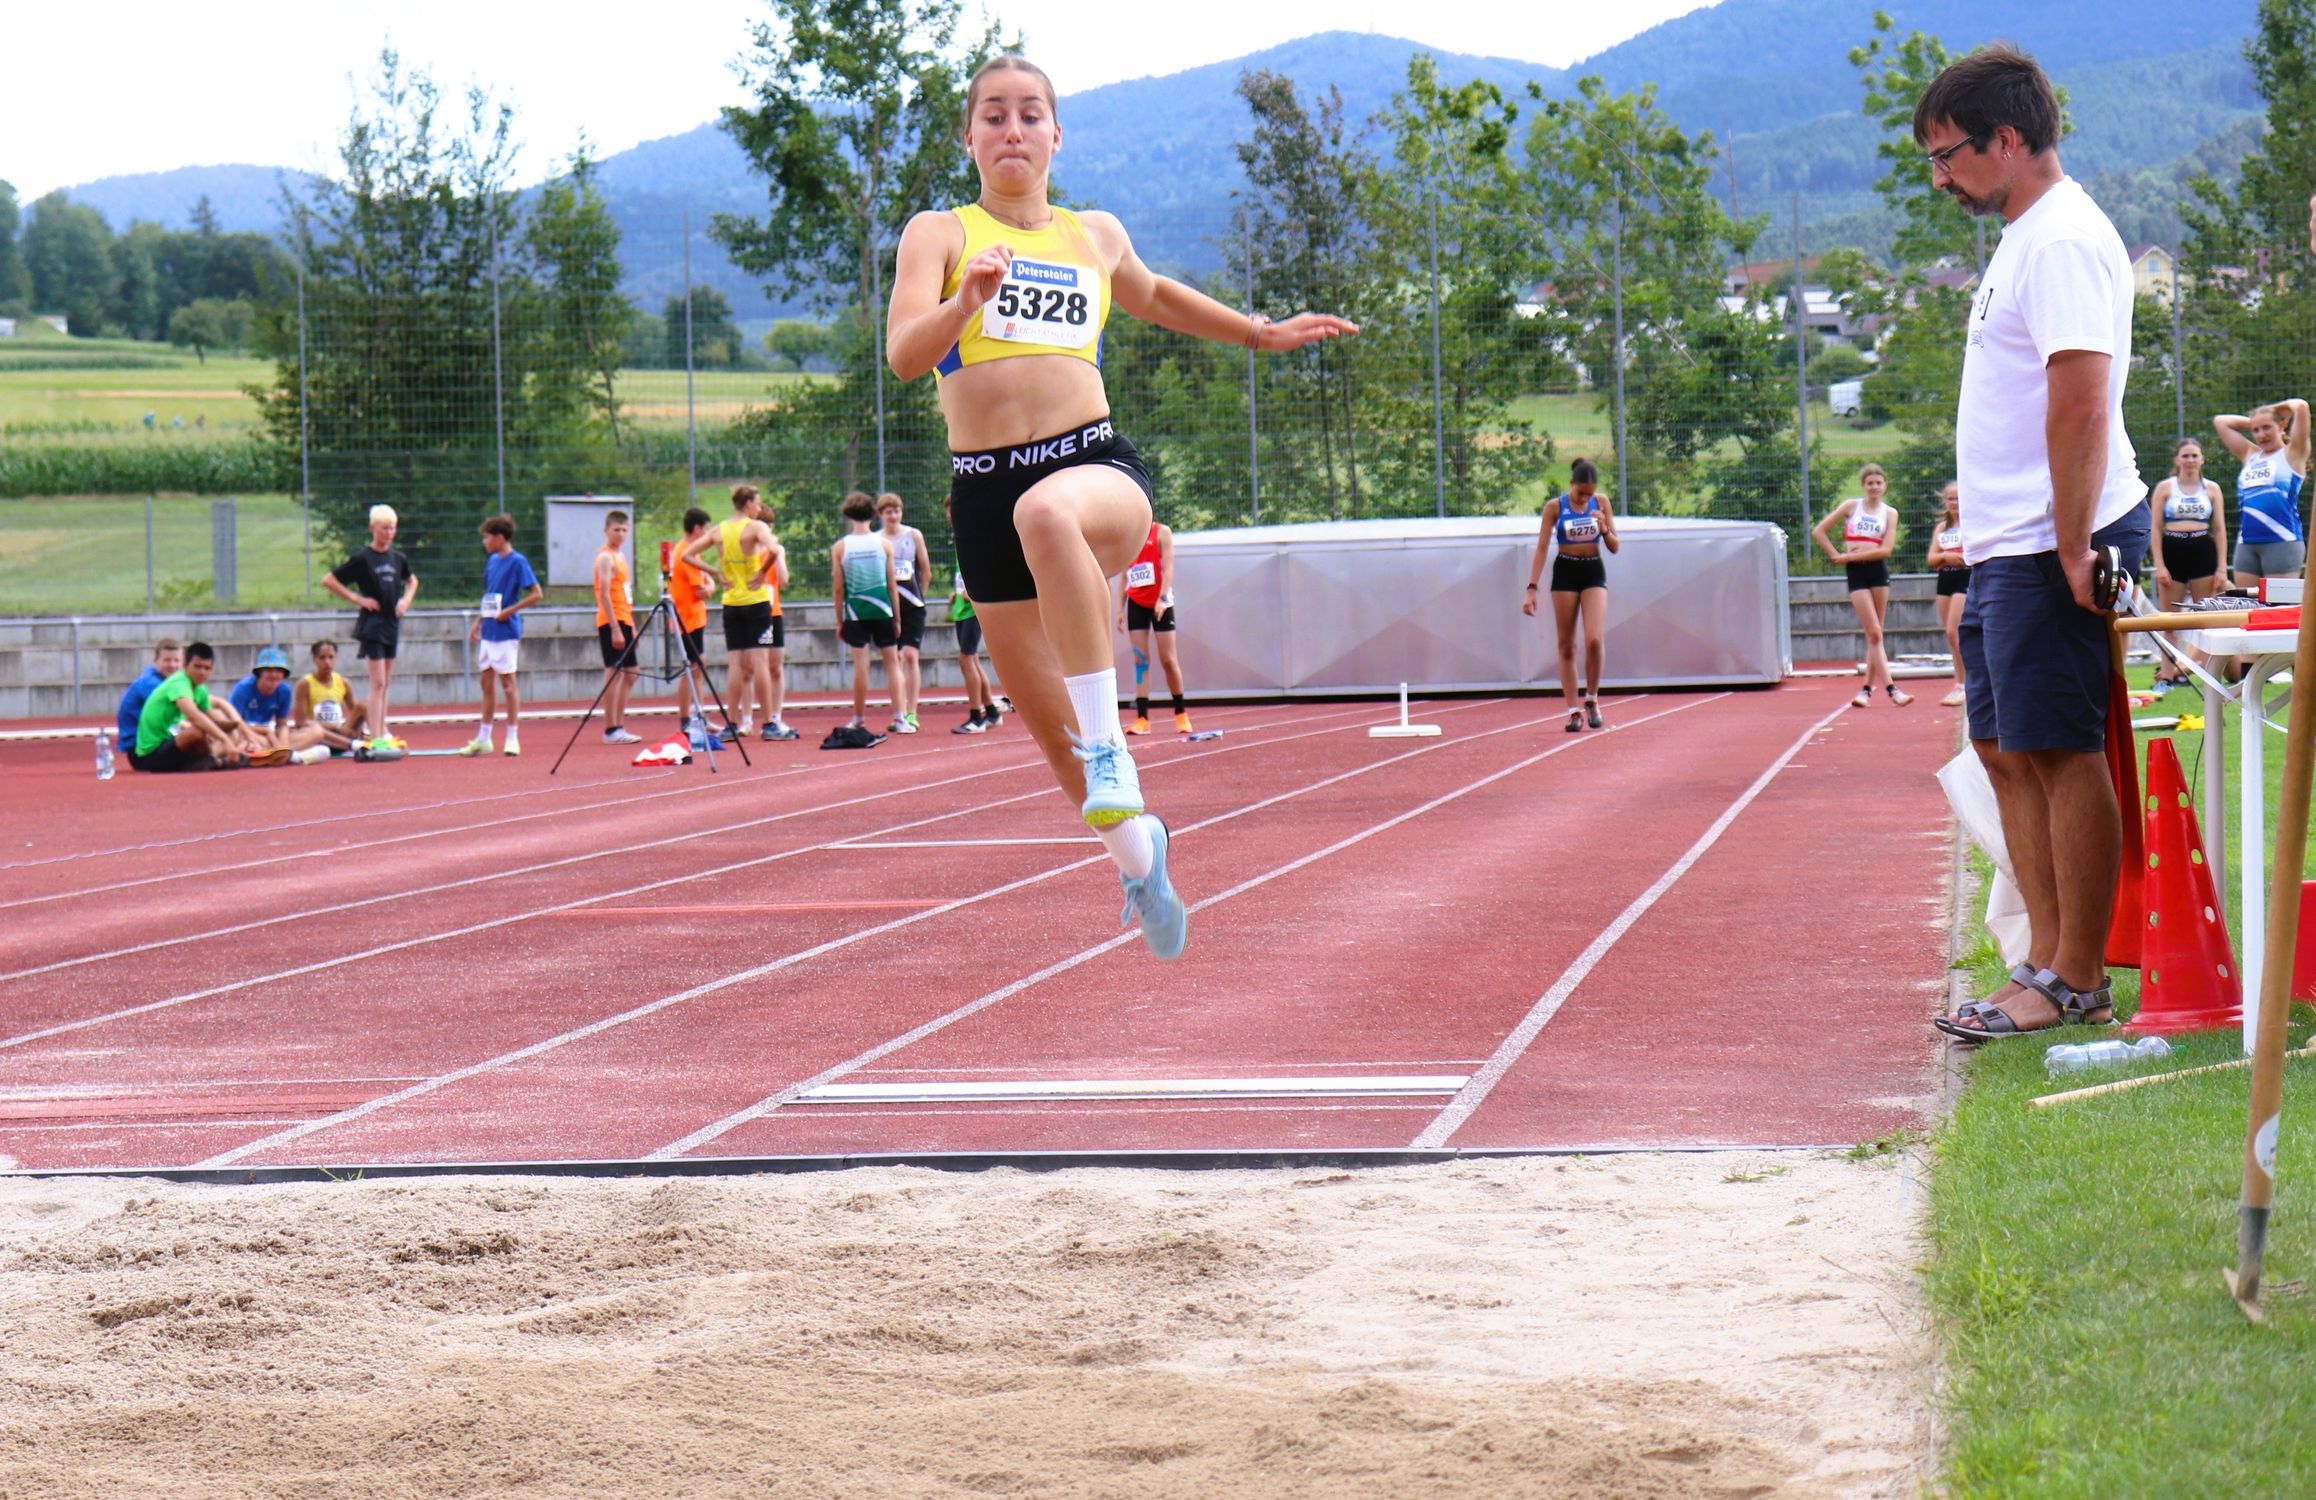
[1929,669,2316,1494]
[0,494,320,612]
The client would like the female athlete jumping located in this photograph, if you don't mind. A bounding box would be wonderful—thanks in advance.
[887,55,1355,959]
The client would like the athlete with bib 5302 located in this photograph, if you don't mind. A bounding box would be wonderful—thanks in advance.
[887,55,1356,961]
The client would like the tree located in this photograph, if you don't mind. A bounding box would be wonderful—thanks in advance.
[255,49,631,591]
[1230,69,1378,520]
[21,193,114,335]
[663,285,740,368]
[2177,0,2316,501]
[1351,56,1551,516]
[713,0,1001,494]
[1520,74,1764,511]
[1849,12,1971,270]
[166,297,254,362]
[765,317,832,370]
[0,181,28,312]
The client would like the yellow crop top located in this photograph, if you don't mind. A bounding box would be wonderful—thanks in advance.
[936,204,1111,379]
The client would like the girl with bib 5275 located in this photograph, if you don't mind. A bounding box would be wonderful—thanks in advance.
[887,55,1356,960]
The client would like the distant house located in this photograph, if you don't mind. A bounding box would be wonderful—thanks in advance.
[0,319,13,339]
[2128,244,2178,303]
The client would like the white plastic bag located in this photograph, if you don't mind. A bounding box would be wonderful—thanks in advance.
[1937,748,2031,966]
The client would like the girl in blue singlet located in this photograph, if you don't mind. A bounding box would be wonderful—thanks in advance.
[2212,399,2309,585]
[1523,457,1621,731]
[886,55,1356,961]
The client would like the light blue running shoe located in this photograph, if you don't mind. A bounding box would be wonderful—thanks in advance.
[1073,732,1144,828]
[1118,817,1187,960]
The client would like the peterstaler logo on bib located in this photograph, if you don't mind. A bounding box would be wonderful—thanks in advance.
[983,258,1100,350]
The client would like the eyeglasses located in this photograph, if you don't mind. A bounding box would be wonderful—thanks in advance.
[1924,132,1989,175]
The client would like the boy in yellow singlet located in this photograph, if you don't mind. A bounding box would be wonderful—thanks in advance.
[681,483,797,741]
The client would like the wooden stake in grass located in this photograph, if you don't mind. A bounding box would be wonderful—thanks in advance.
[2223,533,2316,1322]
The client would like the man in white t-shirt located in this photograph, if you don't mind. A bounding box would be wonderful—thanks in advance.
[1919,46,2151,1044]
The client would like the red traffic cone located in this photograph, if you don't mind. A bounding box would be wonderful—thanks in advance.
[2294,882,2316,1002]
[2104,661,2146,969]
[2128,737,2243,1037]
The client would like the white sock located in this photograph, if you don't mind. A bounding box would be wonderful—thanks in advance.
[475,719,491,743]
[1065,668,1125,747]
[1098,813,1157,880]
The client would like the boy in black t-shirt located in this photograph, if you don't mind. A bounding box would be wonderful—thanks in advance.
[321,504,419,744]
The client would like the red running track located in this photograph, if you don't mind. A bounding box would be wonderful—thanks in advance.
[0,684,1955,1171]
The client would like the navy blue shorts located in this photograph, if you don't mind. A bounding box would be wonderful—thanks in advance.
[1959,502,2150,754]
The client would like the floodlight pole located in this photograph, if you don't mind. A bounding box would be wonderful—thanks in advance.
[1245,232,1260,525]
[683,211,697,507]
[1792,194,1810,536]
[1428,181,1446,519]
[1611,195,1629,510]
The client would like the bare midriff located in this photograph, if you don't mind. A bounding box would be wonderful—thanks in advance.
[939,353,1111,453]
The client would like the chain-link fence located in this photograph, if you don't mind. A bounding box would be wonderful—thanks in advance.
[0,197,2265,617]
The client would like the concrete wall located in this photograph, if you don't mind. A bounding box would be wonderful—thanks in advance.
[2,574,1957,722]
[0,602,983,721]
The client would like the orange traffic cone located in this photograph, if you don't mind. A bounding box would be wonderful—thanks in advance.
[2128,737,2243,1037]
[2104,662,2146,969]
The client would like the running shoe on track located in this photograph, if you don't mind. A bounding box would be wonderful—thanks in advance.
[954,715,986,734]
[1074,734,1144,827]
[1887,686,1914,707]
[992,695,1014,715]
[1118,816,1187,961]
[1583,697,1603,730]
[456,737,492,757]
[904,713,919,732]
[890,717,917,735]
[502,734,521,757]
[604,728,642,745]
[762,722,800,742]
[1127,716,1151,736]
[1850,690,1872,708]
[1940,688,1966,707]
[1565,711,1583,734]
[1174,711,1195,734]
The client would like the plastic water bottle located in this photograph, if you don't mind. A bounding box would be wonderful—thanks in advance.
[95,729,115,781]
[2044,1035,2172,1076]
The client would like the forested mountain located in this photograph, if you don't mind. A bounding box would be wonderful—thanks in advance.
[20,0,2270,323]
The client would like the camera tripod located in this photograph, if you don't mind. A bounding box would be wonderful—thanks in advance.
[550,578,750,776]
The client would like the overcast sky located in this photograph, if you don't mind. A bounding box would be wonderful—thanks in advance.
[6,0,1717,198]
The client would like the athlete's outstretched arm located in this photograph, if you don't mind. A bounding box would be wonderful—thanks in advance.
[887,211,985,382]
[1099,213,1355,352]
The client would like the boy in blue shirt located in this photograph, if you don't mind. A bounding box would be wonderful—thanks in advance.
[115,637,182,749]
[462,513,543,757]
[228,646,329,755]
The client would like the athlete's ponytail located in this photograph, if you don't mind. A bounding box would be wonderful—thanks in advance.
[1569,457,1598,488]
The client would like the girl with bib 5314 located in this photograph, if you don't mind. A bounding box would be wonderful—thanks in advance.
[888,56,1356,960]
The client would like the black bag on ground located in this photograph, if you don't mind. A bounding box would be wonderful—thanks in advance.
[820,724,885,750]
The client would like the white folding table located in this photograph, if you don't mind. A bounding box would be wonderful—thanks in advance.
[2181,625,2300,1052]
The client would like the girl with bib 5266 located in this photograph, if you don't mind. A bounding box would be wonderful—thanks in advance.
[887,55,1356,960]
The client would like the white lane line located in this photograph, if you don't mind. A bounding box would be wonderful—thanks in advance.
[837,838,1101,848]
[2,701,1388,985]
[2,704,1406,1052]
[1409,700,1850,1149]
[649,695,1713,1161]
[0,702,1293,876]
[755,1103,1442,1121]
[0,770,647,872]
[853,1058,1490,1074]
[0,740,962,913]
[207,695,1664,1169]
[792,1075,1469,1103]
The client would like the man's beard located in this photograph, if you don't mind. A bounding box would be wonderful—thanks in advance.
[1947,184,2005,217]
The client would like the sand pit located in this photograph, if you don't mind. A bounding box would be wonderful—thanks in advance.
[0,1150,1930,1497]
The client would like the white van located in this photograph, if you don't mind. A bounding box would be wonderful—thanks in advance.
[1829,378,1866,417]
